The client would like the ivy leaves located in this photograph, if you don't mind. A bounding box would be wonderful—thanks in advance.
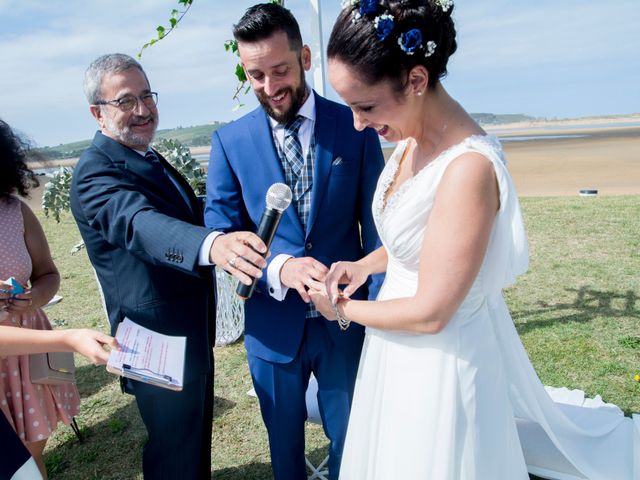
[138,0,194,58]
[224,40,251,111]
[224,0,283,110]
[139,0,284,110]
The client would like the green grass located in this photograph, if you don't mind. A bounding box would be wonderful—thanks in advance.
[38,195,639,479]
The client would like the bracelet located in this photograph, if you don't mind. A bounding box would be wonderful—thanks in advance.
[331,301,351,331]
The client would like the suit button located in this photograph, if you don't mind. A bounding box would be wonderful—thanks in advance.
[305,242,313,250]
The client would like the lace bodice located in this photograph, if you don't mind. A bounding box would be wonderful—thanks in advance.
[372,134,528,297]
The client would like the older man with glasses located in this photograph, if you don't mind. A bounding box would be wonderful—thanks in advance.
[70,53,267,479]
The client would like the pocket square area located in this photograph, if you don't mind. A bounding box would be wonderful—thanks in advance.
[332,157,344,166]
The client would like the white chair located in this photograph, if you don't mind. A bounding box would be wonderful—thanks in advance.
[213,267,244,347]
[305,375,329,480]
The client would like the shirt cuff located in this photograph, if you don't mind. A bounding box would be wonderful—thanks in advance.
[198,231,224,266]
[267,254,293,301]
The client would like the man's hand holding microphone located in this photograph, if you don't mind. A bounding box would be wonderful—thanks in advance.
[209,232,269,287]
[209,183,294,299]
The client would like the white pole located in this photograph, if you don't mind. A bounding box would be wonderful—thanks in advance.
[309,0,326,96]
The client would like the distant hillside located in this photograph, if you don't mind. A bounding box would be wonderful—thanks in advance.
[34,114,545,161]
[155,122,227,146]
[33,122,227,161]
[35,139,92,161]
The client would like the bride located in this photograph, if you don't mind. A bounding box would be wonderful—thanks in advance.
[310,1,630,478]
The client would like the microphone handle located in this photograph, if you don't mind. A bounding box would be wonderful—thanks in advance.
[236,208,283,299]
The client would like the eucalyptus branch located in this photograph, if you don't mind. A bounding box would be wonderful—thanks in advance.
[138,0,194,58]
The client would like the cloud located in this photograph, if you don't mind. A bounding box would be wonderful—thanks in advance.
[0,0,262,145]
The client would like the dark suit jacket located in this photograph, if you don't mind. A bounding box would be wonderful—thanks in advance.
[0,413,34,478]
[204,92,384,363]
[71,132,215,382]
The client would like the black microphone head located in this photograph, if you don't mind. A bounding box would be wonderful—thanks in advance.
[266,183,292,212]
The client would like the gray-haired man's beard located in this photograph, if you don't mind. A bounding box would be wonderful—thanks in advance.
[103,114,157,148]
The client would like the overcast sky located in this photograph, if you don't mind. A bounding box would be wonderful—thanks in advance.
[1,0,638,147]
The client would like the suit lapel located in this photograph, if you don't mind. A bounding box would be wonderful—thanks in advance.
[95,133,195,221]
[249,108,304,238]
[306,93,335,237]
[152,149,201,221]
[119,144,168,191]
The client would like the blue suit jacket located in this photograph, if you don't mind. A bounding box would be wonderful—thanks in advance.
[71,132,215,382]
[205,92,384,363]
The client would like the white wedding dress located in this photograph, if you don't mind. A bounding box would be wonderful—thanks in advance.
[339,135,632,479]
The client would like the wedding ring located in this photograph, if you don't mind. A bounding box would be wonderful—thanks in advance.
[229,256,238,268]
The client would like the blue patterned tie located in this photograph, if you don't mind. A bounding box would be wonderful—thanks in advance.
[145,150,192,212]
[283,116,305,178]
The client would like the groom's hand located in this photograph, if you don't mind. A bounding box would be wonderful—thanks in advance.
[280,257,328,303]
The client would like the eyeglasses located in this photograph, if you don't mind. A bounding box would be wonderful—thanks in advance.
[94,92,158,112]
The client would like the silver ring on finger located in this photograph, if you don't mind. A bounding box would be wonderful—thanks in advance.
[229,256,238,268]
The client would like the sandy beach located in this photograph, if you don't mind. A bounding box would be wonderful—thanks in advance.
[497,125,639,197]
[24,118,639,211]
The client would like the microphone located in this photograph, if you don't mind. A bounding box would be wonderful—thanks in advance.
[236,183,293,300]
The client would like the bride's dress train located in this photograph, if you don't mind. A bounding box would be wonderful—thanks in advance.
[339,135,634,479]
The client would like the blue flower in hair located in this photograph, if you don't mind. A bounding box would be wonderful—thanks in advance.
[360,0,379,16]
[398,29,423,55]
[374,14,395,41]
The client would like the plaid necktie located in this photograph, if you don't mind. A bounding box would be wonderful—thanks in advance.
[283,116,305,178]
[277,117,319,318]
[279,116,313,228]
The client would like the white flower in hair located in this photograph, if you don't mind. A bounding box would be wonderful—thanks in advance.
[435,0,453,12]
[341,0,358,9]
[425,40,437,57]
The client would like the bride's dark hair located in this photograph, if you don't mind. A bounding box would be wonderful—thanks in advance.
[327,0,457,93]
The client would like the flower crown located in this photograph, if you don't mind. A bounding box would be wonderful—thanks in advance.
[341,0,451,57]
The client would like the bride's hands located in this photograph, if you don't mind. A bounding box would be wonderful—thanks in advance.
[308,287,337,321]
[325,261,369,303]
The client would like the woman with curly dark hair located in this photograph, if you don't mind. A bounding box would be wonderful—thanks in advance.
[0,119,81,479]
[0,120,40,199]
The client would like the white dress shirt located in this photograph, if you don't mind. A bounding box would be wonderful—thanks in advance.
[203,90,317,300]
[265,91,316,300]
